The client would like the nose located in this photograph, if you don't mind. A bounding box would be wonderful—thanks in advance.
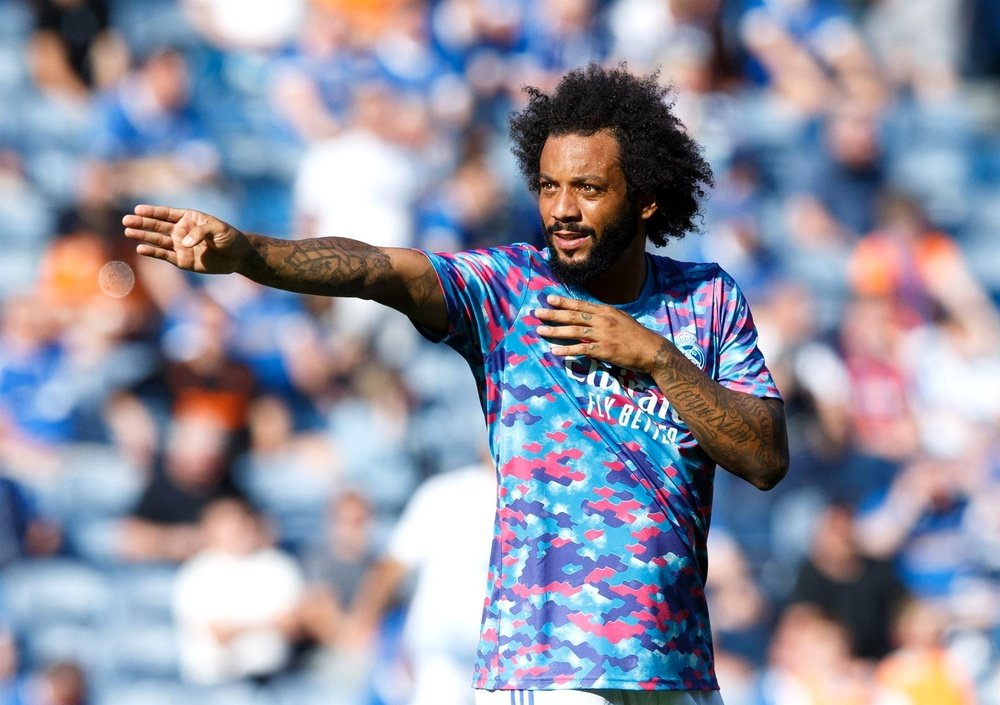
[549,187,581,223]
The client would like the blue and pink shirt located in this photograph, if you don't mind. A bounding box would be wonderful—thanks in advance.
[415,244,780,691]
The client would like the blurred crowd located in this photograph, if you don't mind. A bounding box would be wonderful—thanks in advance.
[0,0,998,704]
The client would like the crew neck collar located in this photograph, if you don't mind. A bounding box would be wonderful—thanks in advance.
[542,248,656,315]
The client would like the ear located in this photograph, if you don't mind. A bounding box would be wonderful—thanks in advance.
[636,192,658,221]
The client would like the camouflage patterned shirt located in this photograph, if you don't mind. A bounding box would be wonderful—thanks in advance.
[416,244,780,691]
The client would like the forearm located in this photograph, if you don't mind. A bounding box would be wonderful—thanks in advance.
[239,233,392,298]
[349,558,408,632]
[650,341,789,490]
[534,294,789,489]
[237,234,445,331]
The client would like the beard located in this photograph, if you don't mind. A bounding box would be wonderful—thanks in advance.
[544,203,639,286]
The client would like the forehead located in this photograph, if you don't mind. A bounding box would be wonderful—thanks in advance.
[539,130,623,177]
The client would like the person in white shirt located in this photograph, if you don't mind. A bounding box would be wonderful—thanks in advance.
[172,497,305,685]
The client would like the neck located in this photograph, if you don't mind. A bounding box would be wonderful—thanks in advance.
[580,237,648,304]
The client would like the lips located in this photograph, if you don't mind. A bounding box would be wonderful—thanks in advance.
[552,232,590,252]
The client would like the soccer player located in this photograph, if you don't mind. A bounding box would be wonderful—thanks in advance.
[124,64,789,705]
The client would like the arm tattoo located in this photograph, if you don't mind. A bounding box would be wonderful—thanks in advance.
[242,235,392,297]
[407,266,444,311]
[282,238,390,282]
[652,341,788,488]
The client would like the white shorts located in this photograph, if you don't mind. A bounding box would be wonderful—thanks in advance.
[474,689,725,705]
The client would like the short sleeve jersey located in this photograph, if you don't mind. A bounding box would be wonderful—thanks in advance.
[415,244,780,691]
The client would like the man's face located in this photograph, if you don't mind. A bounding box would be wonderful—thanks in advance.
[538,130,640,285]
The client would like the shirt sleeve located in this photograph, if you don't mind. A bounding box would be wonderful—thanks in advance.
[414,246,532,366]
[715,268,781,400]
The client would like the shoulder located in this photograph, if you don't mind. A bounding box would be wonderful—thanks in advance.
[448,242,541,266]
[425,242,542,285]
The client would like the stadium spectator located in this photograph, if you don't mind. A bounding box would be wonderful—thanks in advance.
[849,192,1000,334]
[0,476,61,570]
[16,661,89,705]
[737,0,885,111]
[838,295,919,474]
[159,290,258,433]
[200,276,332,427]
[873,597,978,705]
[863,0,964,101]
[855,455,976,605]
[296,488,379,649]
[118,404,243,562]
[239,394,339,483]
[755,603,873,705]
[172,497,305,685]
[27,0,128,99]
[266,4,359,142]
[0,294,74,478]
[181,0,306,52]
[705,530,772,666]
[83,46,222,210]
[787,502,908,660]
[806,102,888,237]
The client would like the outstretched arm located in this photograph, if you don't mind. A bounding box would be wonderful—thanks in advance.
[123,205,447,334]
[536,294,789,490]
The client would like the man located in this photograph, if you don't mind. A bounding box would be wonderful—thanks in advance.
[172,497,304,685]
[124,64,788,704]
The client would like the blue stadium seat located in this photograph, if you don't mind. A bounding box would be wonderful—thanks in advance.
[1,557,112,631]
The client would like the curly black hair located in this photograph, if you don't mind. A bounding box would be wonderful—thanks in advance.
[509,64,714,247]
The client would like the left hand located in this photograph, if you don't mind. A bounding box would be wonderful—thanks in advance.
[535,294,663,374]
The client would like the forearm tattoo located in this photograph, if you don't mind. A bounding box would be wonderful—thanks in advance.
[242,235,392,297]
[652,341,788,484]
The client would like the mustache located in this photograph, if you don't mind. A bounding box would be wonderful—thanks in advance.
[546,221,595,237]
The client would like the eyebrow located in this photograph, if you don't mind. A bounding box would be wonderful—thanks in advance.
[538,173,610,185]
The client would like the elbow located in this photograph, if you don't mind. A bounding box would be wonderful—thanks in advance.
[751,455,789,492]
[754,410,790,491]
[752,469,786,491]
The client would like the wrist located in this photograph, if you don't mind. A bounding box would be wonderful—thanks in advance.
[232,230,259,275]
[646,338,676,376]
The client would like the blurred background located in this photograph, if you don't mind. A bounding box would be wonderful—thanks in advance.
[0,0,998,704]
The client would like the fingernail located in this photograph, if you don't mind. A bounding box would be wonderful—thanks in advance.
[547,294,560,304]
[181,236,194,247]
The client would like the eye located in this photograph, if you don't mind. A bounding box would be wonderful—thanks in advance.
[538,180,557,192]
[578,184,598,194]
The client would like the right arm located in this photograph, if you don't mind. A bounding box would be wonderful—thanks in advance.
[123,204,447,334]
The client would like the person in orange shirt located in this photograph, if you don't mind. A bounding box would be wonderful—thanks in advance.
[874,597,978,705]
[848,192,992,331]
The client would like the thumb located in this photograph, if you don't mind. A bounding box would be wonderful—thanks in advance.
[175,214,206,248]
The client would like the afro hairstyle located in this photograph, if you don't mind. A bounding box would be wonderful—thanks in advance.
[509,63,713,247]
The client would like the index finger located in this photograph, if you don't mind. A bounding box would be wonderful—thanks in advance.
[133,204,188,223]
[545,294,601,312]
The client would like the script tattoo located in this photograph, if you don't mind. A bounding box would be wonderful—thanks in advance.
[652,341,788,488]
